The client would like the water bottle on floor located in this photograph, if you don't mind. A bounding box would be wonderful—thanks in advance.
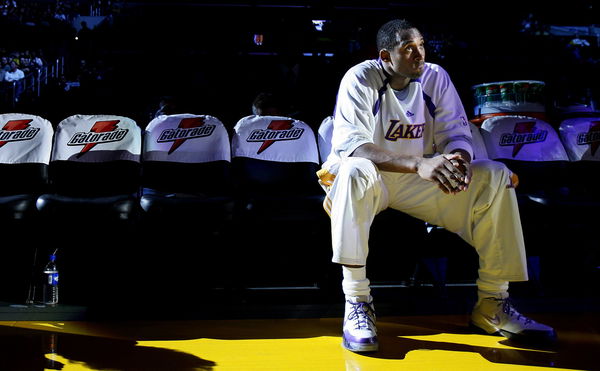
[43,251,59,306]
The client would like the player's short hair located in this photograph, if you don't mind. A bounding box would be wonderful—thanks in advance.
[376,19,416,51]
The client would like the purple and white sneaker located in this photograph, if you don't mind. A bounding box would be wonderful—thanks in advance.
[342,297,378,352]
[471,297,557,344]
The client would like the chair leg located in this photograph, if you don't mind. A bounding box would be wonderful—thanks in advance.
[422,257,449,298]
[527,255,545,296]
[25,247,39,305]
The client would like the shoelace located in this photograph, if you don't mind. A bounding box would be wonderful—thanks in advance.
[347,302,375,330]
[499,298,533,325]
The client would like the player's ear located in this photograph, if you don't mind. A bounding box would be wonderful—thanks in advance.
[379,49,391,63]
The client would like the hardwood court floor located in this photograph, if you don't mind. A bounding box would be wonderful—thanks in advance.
[0,314,598,370]
[0,292,598,371]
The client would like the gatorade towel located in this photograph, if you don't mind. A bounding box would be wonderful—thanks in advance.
[232,115,319,164]
[143,113,231,164]
[52,114,141,163]
[559,117,600,161]
[480,115,568,161]
[0,113,53,164]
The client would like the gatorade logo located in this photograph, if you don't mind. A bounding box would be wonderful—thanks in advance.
[156,117,216,154]
[499,121,547,157]
[0,119,40,148]
[247,119,304,154]
[67,120,128,156]
[576,120,600,155]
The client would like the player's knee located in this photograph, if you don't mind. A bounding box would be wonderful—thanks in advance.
[339,157,377,180]
[473,159,507,172]
[337,157,379,195]
[472,159,510,185]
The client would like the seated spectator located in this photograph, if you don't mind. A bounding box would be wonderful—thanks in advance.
[4,61,24,82]
[19,52,32,74]
[32,50,45,68]
[8,52,17,64]
[1,56,10,72]
[4,61,25,102]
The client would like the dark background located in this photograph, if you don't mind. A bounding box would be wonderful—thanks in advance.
[3,0,599,131]
[1,1,599,309]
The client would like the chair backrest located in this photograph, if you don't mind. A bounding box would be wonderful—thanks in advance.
[558,117,600,161]
[0,113,53,195]
[49,114,141,197]
[231,115,320,195]
[480,115,568,161]
[142,113,231,195]
[317,115,334,164]
[557,116,600,196]
[480,115,570,195]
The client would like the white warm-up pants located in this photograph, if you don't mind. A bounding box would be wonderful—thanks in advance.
[324,157,529,287]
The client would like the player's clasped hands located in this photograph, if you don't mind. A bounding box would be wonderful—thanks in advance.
[417,153,471,194]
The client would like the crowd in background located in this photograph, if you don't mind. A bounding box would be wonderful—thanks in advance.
[0,48,48,102]
[0,49,46,78]
[0,0,117,25]
[0,1,597,130]
[1,0,79,27]
[0,0,120,107]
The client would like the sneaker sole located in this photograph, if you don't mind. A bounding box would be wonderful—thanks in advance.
[470,322,557,346]
[342,338,379,353]
[469,321,502,336]
[498,329,558,346]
